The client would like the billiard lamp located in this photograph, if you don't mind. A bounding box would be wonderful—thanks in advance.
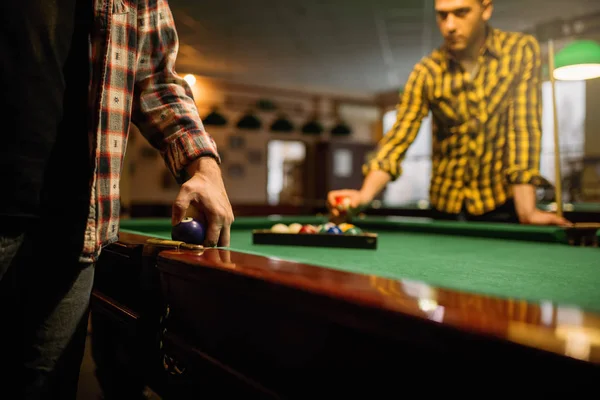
[547,38,600,245]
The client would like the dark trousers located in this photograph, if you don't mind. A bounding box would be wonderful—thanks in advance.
[431,199,520,224]
[0,224,94,400]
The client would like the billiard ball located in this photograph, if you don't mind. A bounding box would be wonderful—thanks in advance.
[299,224,318,234]
[172,217,206,244]
[318,222,335,233]
[334,195,352,213]
[344,227,363,235]
[337,223,354,232]
[271,223,289,233]
[326,226,343,235]
[288,223,303,234]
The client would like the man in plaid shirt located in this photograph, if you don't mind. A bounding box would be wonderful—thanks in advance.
[0,0,234,398]
[328,0,569,226]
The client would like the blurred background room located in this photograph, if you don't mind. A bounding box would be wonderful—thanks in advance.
[78,1,600,398]
[119,0,600,222]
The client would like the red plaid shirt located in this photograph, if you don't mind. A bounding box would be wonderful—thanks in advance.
[83,0,219,262]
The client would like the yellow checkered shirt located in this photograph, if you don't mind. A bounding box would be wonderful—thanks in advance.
[365,27,546,215]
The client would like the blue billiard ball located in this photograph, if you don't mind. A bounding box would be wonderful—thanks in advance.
[172,217,206,245]
[326,226,343,235]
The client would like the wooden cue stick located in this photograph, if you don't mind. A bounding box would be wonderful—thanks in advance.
[548,39,563,218]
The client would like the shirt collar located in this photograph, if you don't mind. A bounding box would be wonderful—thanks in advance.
[483,26,502,59]
[442,25,502,70]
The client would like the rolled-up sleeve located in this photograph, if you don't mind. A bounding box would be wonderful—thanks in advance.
[505,35,545,186]
[363,63,429,180]
[131,0,220,184]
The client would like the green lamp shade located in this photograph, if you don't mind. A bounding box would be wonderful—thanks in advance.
[554,40,600,81]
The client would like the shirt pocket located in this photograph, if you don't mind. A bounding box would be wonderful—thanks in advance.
[484,71,517,118]
[430,76,469,129]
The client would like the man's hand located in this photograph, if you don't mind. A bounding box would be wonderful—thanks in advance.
[172,157,234,247]
[326,189,371,224]
[518,209,572,226]
[513,184,572,227]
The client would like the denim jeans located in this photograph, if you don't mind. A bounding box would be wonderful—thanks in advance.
[0,227,95,400]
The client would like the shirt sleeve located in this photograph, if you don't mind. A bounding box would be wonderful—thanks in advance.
[505,34,545,186]
[363,63,430,180]
[131,0,220,184]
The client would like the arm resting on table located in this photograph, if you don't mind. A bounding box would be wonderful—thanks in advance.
[505,35,546,222]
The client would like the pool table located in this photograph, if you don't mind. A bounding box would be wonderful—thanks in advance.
[90,216,600,398]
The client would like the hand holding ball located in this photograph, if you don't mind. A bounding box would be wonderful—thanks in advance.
[172,217,207,245]
[334,195,352,214]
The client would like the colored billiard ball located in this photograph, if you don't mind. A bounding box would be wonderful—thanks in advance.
[344,227,363,235]
[326,226,343,235]
[338,223,354,232]
[318,222,335,233]
[299,224,318,234]
[334,195,352,213]
[172,217,206,244]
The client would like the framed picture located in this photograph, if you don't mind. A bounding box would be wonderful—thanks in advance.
[228,135,246,150]
[227,163,245,179]
[247,149,263,165]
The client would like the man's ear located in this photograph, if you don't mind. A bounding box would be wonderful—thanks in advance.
[481,0,493,22]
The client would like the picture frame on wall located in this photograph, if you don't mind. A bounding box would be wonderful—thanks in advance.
[247,149,263,165]
[228,163,245,179]
[228,135,246,150]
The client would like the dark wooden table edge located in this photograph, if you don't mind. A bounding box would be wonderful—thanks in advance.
[105,231,600,366]
[154,246,600,366]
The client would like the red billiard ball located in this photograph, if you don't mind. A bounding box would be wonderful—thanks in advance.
[172,217,206,245]
[334,195,352,214]
[299,224,318,234]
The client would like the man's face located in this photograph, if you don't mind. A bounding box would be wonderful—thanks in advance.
[435,0,492,52]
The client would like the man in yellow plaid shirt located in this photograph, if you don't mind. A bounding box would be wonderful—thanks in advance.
[329,0,569,226]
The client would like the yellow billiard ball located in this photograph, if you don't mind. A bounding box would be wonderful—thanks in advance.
[338,223,355,232]
[288,223,303,233]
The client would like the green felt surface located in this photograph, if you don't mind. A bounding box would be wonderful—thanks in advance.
[119,217,600,313]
